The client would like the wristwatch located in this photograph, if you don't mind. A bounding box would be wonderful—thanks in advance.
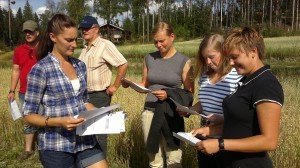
[218,138,225,150]
[9,90,15,94]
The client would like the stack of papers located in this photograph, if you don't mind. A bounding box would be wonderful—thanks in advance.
[76,111,126,136]
[122,78,152,93]
[75,104,126,136]
[173,132,201,146]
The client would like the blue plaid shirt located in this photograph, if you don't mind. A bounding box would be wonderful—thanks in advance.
[23,53,97,153]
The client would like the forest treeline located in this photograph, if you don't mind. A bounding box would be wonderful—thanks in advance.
[1,0,300,51]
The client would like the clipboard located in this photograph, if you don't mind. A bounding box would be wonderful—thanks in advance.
[77,104,121,120]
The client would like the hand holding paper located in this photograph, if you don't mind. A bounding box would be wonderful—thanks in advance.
[121,78,152,93]
[173,132,201,146]
[75,104,126,136]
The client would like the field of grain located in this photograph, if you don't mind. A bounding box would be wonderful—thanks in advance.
[0,36,299,167]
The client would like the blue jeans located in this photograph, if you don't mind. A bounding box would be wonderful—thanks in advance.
[39,143,105,168]
[19,93,37,134]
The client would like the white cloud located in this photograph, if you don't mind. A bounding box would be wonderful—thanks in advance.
[0,0,8,9]
[36,6,47,15]
[0,0,18,15]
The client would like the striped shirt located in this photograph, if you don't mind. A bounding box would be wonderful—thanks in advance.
[198,68,242,116]
[79,36,127,92]
[23,53,97,153]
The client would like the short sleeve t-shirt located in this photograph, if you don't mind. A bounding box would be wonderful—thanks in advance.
[13,43,38,93]
[221,65,284,167]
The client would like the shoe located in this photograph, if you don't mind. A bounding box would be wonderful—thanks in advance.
[17,151,34,161]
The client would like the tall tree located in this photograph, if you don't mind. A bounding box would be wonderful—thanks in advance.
[292,0,295,29]
[13,8,24,45]
[66,0,90,25]
[45,0,56,16]
[23,0,33,20]
[39,10,52,34]
[56,0,68,14]
[123,17,135,40]
[146,0,150,42]
[94,0,128,40]
[0,7,5,41]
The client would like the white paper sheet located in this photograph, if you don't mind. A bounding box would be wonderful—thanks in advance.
[173,132,201,146]
[8,99,22,121]
[169,97,208,118]
[77,104,121,120]
[76,111,126,136]
[122,78,152,93]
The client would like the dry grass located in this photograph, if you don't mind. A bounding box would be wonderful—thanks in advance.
[0,67,299,167]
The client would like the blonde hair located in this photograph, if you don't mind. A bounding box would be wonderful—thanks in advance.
[152,21,174,37]
[223,27,265,59]
[194,34,231,78]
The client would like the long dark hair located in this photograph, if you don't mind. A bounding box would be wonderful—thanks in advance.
[36,14,76,61]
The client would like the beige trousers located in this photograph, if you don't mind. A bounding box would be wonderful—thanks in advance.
[142,110,182,168]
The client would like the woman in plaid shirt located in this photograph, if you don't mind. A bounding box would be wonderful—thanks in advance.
[22,14,108,168]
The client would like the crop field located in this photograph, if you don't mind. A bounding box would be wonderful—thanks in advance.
[0,36,299,167]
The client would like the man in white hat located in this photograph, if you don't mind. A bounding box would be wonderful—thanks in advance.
[8,20,39,160]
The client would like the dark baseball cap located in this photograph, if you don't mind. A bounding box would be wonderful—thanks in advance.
[78,16,99,29]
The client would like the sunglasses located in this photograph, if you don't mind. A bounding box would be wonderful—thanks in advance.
[23,30,36,35]
[81,26,98,32]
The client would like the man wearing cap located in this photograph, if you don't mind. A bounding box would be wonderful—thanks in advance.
[78,16,128,157]
[7,20,39,160]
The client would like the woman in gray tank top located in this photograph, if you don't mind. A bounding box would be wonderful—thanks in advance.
[122,21,194,168]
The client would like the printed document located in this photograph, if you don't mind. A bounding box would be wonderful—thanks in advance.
[122,78,152,93]
[76,111,126,136]
[8,99,22,120]
[173,132,201,146]
[169,98,208,118]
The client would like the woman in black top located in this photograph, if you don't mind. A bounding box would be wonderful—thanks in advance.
[192,27,284,168]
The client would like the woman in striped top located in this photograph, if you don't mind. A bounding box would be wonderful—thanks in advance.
[186,34,242,168]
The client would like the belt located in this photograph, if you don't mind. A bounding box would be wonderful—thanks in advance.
[88,90,106,94]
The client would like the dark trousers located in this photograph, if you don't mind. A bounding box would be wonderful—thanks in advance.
[88,91,111,158]
[197,151,222,168]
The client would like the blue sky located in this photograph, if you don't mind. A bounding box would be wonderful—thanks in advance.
[0,0,121,25]
[0,0,60,15]
[0,0,157,26]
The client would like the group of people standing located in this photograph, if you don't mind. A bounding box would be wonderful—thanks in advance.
[8,13,284,168]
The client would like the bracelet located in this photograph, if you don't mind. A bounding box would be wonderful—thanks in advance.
[45,116,50,127]
[218,138,225,150]
[9,90,15,94]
